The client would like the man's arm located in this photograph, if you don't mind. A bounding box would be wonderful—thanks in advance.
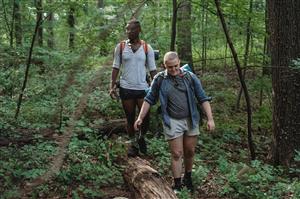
[201,101,215,131]
[134,101,151,130]
[109,68,119,99]
[149,70,157,79]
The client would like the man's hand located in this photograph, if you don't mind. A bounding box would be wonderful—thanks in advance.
[206,119,215,131]
[134,118,143,131]
[109,85,118,99]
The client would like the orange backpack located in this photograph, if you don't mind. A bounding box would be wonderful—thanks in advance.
[119,40,148,65]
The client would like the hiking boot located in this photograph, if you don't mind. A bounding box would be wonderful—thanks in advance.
[172,185,182,194]
[127,145,139,157]
[138,137,147,154]
[183,177,194,193]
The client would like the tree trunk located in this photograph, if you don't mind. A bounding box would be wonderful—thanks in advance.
[170,0,177,51]
[177,0,193,69]
[36,0,43,47]
[268,0,300,167]
[201,0,208,70]
[123,157,178,199]
[15,13,42,119]
[97,0,104,8]
[1,0,11,42]
[10,0,16,47]
[68,5,75,50]
[215,0,255,160]
[236,0,253,110]
[263,1,271,76]
[14,0,22,46]
[47,0,54,49]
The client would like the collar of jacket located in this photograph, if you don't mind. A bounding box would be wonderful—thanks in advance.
[162,68,186,78]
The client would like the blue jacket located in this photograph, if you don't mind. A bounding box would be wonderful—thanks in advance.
[145,69,211,129]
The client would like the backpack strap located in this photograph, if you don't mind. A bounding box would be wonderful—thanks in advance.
[119,40,148,66]
[119,40,126,65]
[141,40,148,66]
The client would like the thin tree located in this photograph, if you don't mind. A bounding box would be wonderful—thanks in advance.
[97,0,104,8]
[36,0,43,46]
[1,0,12,42]
[15,14,43,119]
[236,0,253,110]
[68,4,75,50]
[14,0,22,46]
[201,0,208,70]
[9,0,16,47]
[170,0,177,51]
[215,0,255,160]
[47,0,54,49]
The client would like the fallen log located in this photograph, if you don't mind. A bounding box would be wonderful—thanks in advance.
[92,119,127,136]
[123,157,177,199]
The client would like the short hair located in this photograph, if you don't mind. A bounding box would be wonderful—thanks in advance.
[164,51,179,64]
[127,18,141,28]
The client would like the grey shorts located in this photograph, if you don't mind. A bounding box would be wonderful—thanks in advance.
[163,117,200,140]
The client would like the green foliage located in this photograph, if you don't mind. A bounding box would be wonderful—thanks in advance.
[147,137,170,174]
[52,136,124,197]
[252,104,272,130]
[0,141,57,196]
[177,187,192,199]
[215,158,299,199]
[0,0,298,198]
[192,164,210,186]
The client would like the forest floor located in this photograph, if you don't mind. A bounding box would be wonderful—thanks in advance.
[1,63,298,199]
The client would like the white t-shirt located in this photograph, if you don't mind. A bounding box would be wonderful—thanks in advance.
[113,41,156,90]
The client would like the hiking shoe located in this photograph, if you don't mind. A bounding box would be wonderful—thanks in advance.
[172,185,182,194]
[138,137,147,154]
[127,145,139,157]
[183,177,194,193]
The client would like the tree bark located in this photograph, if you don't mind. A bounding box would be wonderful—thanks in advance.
[215,0,255,160]
[14,0,22,46]
[268,0,300,167]
[236,0,253,110]
[68,5,75,50]
[15,14,42,119]
[201,0,208,70]
[36,0,43,47]
[1,0,11,41]
[170,0,177,51]
[97,0,104,8]
[10,0,16,47]
[123,157,178,199]
[47,0,54,49]
[177,0,193,69]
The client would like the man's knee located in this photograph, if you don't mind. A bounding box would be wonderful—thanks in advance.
[184,148,195,159]
[171,150,183,161]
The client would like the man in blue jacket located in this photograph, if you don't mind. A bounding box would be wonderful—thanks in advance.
[134,51,215,193]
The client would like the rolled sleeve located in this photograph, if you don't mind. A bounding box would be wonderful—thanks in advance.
[191,73,212,104]
[144,74,161,105]
[146,45,156,71]
[112,44,121,69]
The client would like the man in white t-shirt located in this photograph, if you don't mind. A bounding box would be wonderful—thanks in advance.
[109,19,157,157]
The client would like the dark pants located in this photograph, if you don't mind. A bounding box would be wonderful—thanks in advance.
[119,87,150,137]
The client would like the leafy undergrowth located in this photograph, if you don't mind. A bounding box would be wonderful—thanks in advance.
[0,66,299,199]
